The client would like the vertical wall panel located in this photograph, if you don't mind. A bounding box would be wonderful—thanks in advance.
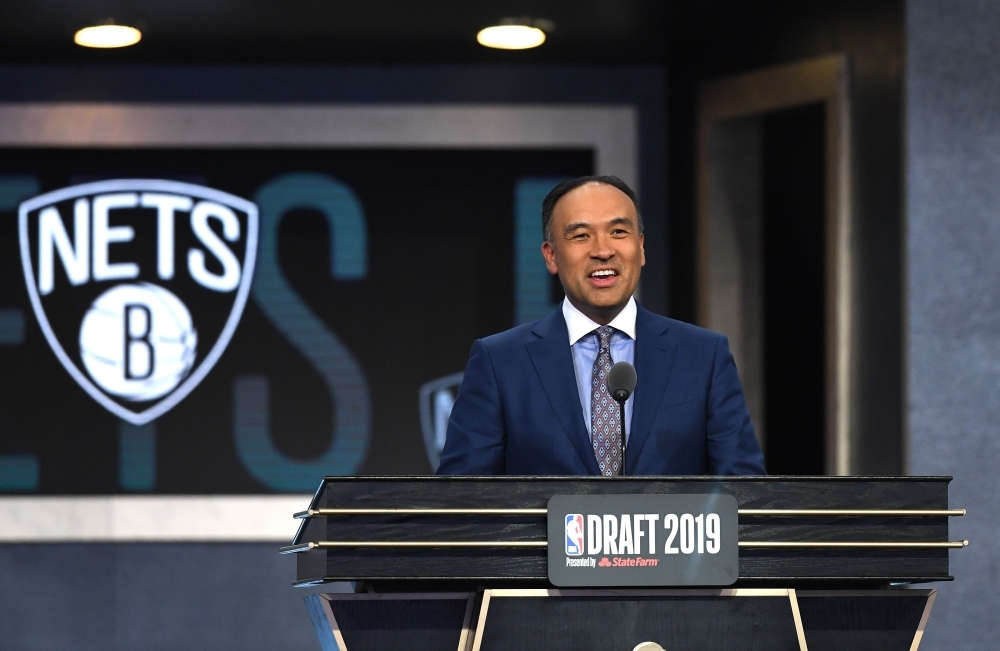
[906,1,1000,648]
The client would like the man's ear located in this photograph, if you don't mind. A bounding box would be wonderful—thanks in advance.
[639,233,646,267]
[541,240,559,275]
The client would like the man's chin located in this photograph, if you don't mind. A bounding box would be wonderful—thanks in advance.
[575,292,630,315]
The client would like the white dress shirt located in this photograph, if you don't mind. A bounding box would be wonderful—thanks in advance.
[562,296,636,443]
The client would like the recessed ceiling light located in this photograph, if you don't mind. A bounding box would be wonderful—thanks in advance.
[74,24,142,49]
[477,19,552,50]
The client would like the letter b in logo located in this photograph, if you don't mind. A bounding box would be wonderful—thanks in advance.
[124,303,153,380]
[79,283,197,402]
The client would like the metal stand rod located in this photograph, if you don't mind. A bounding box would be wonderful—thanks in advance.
[618,398,627,476]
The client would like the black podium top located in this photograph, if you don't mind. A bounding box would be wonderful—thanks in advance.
[285,476,964,587]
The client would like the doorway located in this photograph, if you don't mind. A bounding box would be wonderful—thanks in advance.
[697,56,853,475]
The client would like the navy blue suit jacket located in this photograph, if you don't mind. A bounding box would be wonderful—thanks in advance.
[437,305,766,476]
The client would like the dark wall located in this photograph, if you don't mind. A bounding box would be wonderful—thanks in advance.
[665,0,904,473]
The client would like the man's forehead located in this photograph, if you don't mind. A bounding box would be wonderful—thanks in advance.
[553,182,636,220]
[561,181,633,204]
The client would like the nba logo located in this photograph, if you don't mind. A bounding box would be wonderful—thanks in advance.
[565,514,584,556]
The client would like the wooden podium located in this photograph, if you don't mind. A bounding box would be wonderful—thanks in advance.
[282,476,966,651]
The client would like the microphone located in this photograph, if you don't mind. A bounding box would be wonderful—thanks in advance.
[607,361,637,475]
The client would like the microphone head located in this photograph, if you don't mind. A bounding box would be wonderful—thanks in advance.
[607,361,637,403]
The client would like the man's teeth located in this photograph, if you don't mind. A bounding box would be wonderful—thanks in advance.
[591,270,617,277]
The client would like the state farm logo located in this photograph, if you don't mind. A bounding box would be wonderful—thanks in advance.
[18,180,258,425]
[598,556,659,567]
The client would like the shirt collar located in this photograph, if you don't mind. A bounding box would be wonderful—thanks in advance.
[562,296,637,345]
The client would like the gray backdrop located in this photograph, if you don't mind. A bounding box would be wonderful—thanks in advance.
[906,1,1000,649]
[0,545,339,651]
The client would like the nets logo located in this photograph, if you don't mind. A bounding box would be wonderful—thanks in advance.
[18,179,258,425]
[565,513,584,556]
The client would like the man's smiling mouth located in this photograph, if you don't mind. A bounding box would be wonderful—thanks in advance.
[590,269,618,278]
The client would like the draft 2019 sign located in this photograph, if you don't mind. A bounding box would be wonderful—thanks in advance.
[0,148,591,494]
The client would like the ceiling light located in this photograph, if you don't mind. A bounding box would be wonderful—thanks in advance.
[74,24,142,49]
[477,19,552,50]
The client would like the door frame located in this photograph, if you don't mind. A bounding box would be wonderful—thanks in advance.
[697,55,854,475]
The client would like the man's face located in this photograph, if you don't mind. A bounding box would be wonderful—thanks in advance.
[541,182,645,324]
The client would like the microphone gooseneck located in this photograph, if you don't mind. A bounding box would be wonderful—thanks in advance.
[606,361,637,476]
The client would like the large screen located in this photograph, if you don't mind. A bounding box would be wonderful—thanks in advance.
[0,147,592,493]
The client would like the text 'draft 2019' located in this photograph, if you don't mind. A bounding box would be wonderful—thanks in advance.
[548,494,738,587]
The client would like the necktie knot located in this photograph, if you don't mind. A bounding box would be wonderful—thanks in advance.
[597,326,614,351]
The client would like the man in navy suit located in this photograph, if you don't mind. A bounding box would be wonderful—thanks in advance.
[437,175,765,476]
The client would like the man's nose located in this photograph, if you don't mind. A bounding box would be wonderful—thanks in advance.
[589,234,616,259]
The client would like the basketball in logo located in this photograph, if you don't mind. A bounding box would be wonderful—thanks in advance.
[18,179,258,425]
[79,283,197,402]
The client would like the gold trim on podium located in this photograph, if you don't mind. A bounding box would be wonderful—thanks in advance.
[787,589,808,651]
[282,541,548,552]
[295,507,966,519]
[738,540,968,549]
[295,508,548,518]
[909,590,937,651]
[738,509,965,517]
[281,539,968,553]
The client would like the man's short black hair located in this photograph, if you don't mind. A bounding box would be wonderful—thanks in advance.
[541,175,643,242]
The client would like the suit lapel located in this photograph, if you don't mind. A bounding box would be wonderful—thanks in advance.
[627,306,678,468]
[526,311,602,475]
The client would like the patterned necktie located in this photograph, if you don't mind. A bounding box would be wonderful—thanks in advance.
[591,325,622,476]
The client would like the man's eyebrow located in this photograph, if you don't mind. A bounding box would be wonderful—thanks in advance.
[563,221,591,233]
[608,216,634,227]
